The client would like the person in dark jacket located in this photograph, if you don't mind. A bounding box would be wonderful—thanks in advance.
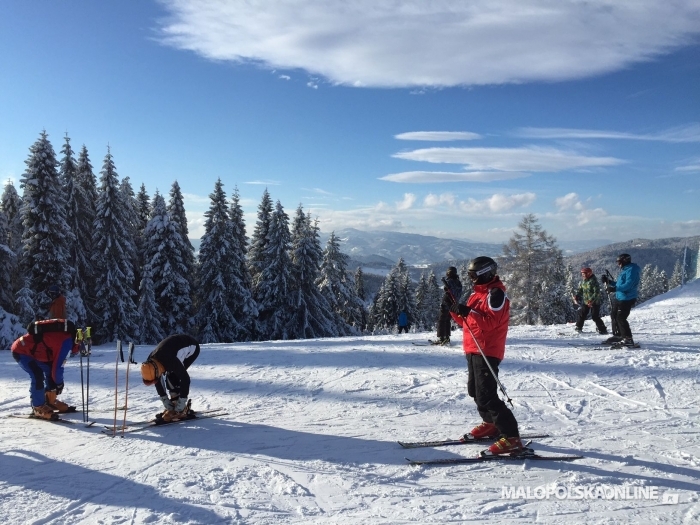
[602,253,640,346]
[574,268,608,334]
[140,334,201,422]
[397,311,409,334]
[435,267,462,345]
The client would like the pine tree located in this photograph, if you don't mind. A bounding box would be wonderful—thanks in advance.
[354,265,368,330]
[119,176,142,295]
[74,145,100,322]
[318,230,364,332]
[286,207,339,339]
[502,214,564,325]
[167,181,196,326]
[137,264,165,344]
[396,269,418,331]
[92,147,139,342]
[143,192,192,334]
[227,186,258,340]
[257,200,293,340]
[0,182,23,311]
[669,260,683,289]
[370,258,412,331]
[0,209,14,311]
[248,188,274,295]
[60,134,88,324]
[20,130,73,318]
[195,180,240,343]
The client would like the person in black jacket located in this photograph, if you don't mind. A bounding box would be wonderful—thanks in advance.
[434,266,463,345]
[140,334,200,422]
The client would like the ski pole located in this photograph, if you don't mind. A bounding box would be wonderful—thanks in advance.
[446,287,514,408]
[76,328,85,422]
[86,326,91,424]
[121,342,134,437]
[113,340,121,437]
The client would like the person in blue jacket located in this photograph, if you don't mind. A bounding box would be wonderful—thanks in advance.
[397,310,409,334]
[602,253,640,346]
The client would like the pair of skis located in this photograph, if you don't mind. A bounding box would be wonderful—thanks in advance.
[399,434,582,465]
[101,408,228,435]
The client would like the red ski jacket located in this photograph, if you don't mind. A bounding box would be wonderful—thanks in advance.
[11,330,77,385]
[450,276,510,361]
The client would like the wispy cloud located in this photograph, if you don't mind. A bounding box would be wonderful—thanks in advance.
[392,146,623,172]
[380,170,529,183]
[517,123,700,143]
[395,131,482,142]
[396,193,416,210]
[157,1,700,87]
[675,163,700,172]
[244,180,282,186]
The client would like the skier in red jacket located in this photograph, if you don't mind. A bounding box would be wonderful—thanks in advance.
[449,256,522,455]
[11,320,79,420]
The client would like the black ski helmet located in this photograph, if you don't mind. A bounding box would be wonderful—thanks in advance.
[616,253,632,266]
[468,256,497,284]
[446,266,458,278]
[48,284,60,299]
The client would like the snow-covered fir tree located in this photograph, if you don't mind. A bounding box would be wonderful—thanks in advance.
[226,186,258,340]
[92,147,139,342]
[396,268,418,331]
[502,214,564,325]
[287,207,340,339]
[353,265,368,330]
[60,134,89,324]
[370,258,412,331]
[143,191,192,335]
[257,200,294,340]
[167,180,196,325]
[669,260,684,289]
[0,182,23,311]
[119,176,142,296]
[318,230,364,332]
[137,264,166,344]
[194,180,241,343]
[248,188,274,295]
[638,264,668,303]
[0,209,14,312]
[20,130,73,319]
[74,145,100,322]
[458,263,474,301]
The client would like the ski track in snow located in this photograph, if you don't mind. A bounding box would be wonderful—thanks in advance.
[2,282,700,523]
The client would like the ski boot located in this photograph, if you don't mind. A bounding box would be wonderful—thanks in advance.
[481,436,524,457]
[462,421,499,441]
[32,404,59,421]
[45,390,76,413]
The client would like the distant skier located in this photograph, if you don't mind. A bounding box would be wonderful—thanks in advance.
[397,310,409,334]
[11,320,79,420]
[434,267,462,345]
[449,256,522,455]
[573,268,608,335]
[602,253,640,346]
[140,334,201,422]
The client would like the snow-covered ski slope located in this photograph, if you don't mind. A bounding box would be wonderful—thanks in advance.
[1,281,699,524]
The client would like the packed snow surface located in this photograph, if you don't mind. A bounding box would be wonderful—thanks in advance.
[1,281,700,524]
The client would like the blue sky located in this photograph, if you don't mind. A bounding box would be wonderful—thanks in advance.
[1,1,698,244]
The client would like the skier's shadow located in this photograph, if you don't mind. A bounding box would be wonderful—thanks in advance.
[127,418,410,466]
[0,449,224,523]
[520,443,700,493]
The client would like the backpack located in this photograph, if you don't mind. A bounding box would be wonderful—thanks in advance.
[24,319,77,361]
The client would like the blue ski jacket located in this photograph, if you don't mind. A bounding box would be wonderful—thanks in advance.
[614,263,641,301]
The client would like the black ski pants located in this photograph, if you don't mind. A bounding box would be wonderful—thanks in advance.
[611,298,636,339]
[465,353,519,437]
[575,302,608,333]
[437,294,452,339]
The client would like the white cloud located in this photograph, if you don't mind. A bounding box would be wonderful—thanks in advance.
[396,193,416,210]
[392,146,623,172]
[675,164,700,172]
[517,124,700,143]
[157,1,700,87]
[459,192,536,214]
[395,131,482,142]
[555,192,584,211]
[380,170,530,183]
[244,180,282,185]
[424,193,456,207]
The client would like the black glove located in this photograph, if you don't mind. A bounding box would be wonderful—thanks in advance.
[606,285,616,293]
[450,303,471,316]
[601,275,608,284]
[443,286,449,292]
[56,382,64,395]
